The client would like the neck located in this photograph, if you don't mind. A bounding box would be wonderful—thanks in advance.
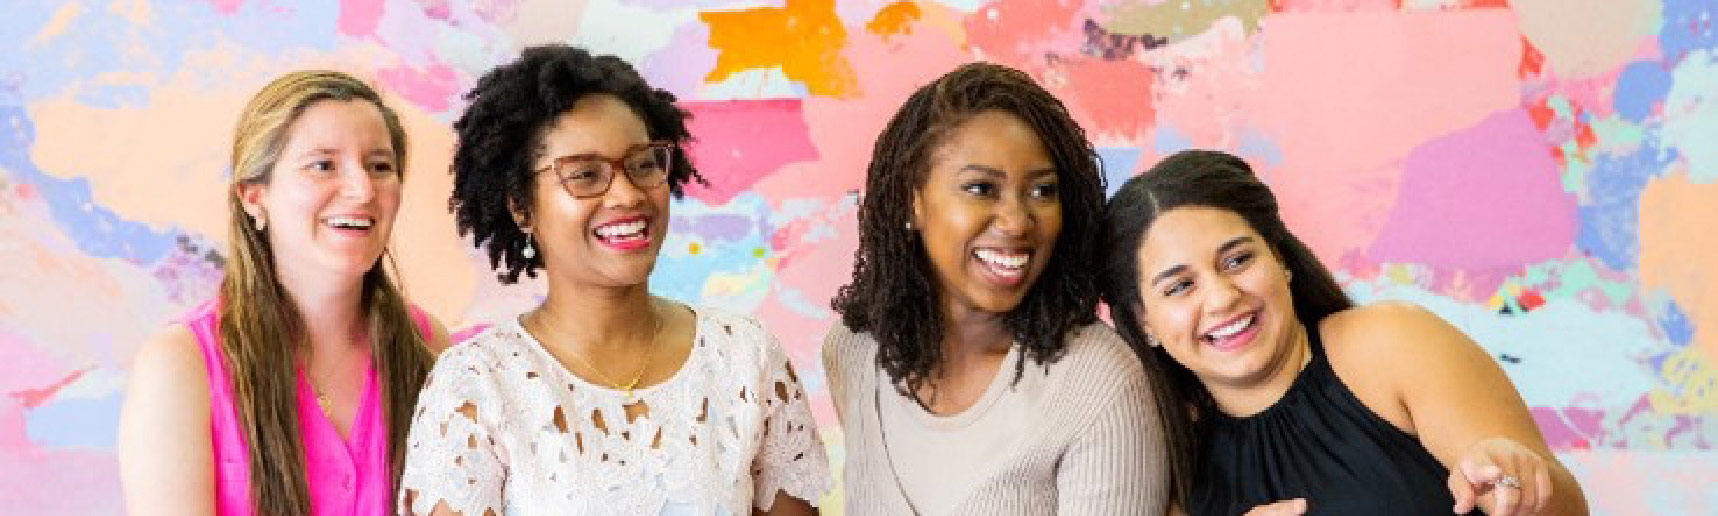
[936,302,1014,374]
[1207,322,1313,417]
[534,278,657,350]
[275,263,370,356]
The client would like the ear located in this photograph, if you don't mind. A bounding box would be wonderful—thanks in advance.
[236,182,267,220]
[909,188,924,230]
[508,198,531,233]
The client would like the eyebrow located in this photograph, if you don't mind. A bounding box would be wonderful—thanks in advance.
[956,164,1059,179]
[1148,235,1257,286]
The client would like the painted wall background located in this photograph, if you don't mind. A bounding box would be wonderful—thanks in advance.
[2,0,1715,513]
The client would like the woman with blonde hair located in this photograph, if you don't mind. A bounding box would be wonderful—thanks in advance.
[118,70,451,516]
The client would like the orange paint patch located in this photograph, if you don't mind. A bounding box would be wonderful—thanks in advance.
[867,1,921,39]
[1637,172,1718,365]
[701,0,857,97]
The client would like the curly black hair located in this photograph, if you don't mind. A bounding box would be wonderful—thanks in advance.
[449,44,705,283]
[830,62,1107,394]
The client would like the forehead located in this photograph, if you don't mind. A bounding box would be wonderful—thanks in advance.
[281,99,392,149]
[1137,206,1261,267]
[537,94,651,156]
[928,110,1052,171]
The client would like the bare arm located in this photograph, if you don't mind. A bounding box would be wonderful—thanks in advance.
[118,326,217,516]
[1328,303,1587,516]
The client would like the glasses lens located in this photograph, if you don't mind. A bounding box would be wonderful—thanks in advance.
[627,145,672,188]
[558,159,612,198]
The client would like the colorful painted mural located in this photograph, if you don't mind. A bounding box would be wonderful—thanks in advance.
[1,0,1714,513]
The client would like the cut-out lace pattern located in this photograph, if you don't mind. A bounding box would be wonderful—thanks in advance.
[399,308,830,515]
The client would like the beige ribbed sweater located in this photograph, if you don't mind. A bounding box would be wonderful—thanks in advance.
[822,322,1170,515]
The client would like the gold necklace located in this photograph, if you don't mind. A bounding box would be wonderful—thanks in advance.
[535,302,665,399]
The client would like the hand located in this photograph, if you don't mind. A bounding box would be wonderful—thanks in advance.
[1242,499,1306,516]
[1446,437,1553,515]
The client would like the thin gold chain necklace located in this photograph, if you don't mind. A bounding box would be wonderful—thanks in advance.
[534,302,665,399]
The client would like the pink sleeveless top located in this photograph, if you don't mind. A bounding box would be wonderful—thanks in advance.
[185,299,432,516]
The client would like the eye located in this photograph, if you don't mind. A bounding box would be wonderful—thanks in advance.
[961,181,997,197]
[369,161,397,175]
[1163,279,1192,297]
[562,163,605,183]
[1030,182,1059,200]
[305,160,336,173]
[1222,251,1254,271]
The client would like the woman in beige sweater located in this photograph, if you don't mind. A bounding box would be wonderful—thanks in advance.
[822,62,1173,515]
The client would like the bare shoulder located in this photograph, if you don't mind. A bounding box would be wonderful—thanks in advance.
[129,324,211,394]
[1319,301,1474,365]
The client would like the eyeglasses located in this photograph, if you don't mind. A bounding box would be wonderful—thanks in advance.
[536,142,675,199]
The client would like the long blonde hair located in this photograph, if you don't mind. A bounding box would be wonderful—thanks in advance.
[220,70,433,515]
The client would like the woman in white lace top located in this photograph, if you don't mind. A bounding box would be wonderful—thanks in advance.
[398,44,831,516]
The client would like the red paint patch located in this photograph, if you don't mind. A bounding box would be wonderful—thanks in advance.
[682,99,819,206]
[9,369,87,408]
[1519,36,1546,78]
[962,0,1082,65]
[1051,56,1155,140]
[1518,288,1546,311]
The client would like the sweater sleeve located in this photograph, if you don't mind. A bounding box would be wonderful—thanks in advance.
[1054,330,1172,515]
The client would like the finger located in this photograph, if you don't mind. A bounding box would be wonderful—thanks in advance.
[1243,499,1307,516]
[1448,468,1477,513]
[1492,472,1518,516]
[1289,498,1307,515]
[1533,465,1554,514]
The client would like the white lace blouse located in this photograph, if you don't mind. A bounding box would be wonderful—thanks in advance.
[398,308,831,516]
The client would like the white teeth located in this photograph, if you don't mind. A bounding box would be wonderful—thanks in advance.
[595,220,647,239]
[974,249,1029,269]
[1205,314,1255,340]
[323,216,372,229]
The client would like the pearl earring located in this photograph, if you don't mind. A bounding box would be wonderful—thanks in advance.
[522,231,536,260]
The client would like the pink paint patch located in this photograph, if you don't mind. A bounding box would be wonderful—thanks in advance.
[683,99,819,206]
[337,0,386,37]
[8,369,86,409]
[203,0,243,15]
[1254,11,1520,264]
[1367,109,1577,292]
[377,61,460,113]
[1531,406,1605,450]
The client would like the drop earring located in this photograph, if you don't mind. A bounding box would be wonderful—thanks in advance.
[522,230,536,260]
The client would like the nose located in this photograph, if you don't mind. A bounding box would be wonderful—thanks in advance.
[1202,273,1244,316]
[339,160,376,202]
[991,194,1034,237]
[602,165,647,209]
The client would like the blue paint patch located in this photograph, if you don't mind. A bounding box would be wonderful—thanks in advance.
[1615,61,1673,122]
[0,104,177,263]
[2,0,342,103]
[25,392,123,449]
[1573,139,1676,271]
[1152,124,1193,156]
[1237,127,1284,167]
[1096,146,1142,198]
[1659,299,1694,347]
[1661,0,1718,60]
[651,193,775,304]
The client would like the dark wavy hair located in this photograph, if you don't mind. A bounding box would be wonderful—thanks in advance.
[1100,149,1354,505]
[449,44,705,283]
[830,62,1107,394]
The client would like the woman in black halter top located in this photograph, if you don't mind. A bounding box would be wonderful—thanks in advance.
[1099,150,1588,516]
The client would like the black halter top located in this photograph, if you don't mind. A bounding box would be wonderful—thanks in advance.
[1187,326,1478,516]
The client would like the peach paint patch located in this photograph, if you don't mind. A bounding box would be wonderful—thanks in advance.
[1512,0,1661,80]
[1637,171,1718,366]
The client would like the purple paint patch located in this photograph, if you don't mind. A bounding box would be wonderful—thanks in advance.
[1368,109,1577,292]
[671,213,755,242]
[682,99,818,206]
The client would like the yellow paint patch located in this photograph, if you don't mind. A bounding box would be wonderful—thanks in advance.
[689,241,702,255]
[700,0,857,97]
[1648,346,1718,414]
